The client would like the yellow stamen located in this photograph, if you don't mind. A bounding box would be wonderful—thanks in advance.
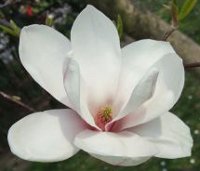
[95,106,112,130]
[102,106,112,122]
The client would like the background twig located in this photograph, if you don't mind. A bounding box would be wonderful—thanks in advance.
[0,91,35,112]
[162,26,177,41]
[184,62,200,69]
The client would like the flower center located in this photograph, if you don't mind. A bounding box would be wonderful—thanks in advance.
[95,106,112,131]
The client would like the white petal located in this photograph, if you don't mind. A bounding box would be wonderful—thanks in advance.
[63,59,98,129]
[91,154,150,166]
[113,40,184,128]
[114,39,175,112]
[71,5,121,107]
[114,79,174,131]
[113,68,159,121]
[154,53,184,104]
[130,112,193,158]
[8,109,86,162]
[19,24,72,107]
[63,58,80,111]
[74,129,158,166]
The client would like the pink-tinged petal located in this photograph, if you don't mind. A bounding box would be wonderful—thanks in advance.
[63,59,99,129]
[71,5,121,108]
[115,40,184,119]
[113,40,184,128]
[74,129,158,166]
[19,25,72,107]
[114,39,176,114]
[129,112,193,158]
[8,109,86,162]
[113,79,174,131]
[115,52,183,130]
[112,68,159,121]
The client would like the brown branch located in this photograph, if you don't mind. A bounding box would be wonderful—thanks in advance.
[162,4,179,41]
[162,26,177,41]
[0,91,35,112]
[184,62,200,69]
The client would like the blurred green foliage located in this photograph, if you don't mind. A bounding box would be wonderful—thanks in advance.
[139,0,200,43]
[117,15,123,39]
[178,0,197,21]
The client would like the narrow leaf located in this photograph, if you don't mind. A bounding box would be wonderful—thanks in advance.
[178,0,197,21]
[10,20,21,35]
[0,25,18,36]
[116,14,123,39]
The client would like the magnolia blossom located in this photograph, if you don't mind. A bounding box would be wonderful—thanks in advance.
[8,5,193,166]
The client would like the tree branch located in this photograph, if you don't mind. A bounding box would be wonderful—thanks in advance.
[184,62,200,69]
[162,27,177,41]
[0,91,35,112]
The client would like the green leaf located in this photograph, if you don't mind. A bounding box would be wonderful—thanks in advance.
[0,19,20,37]
[116,14,123,39]
[10,20,21,35]
[172,0,178,7]
[0,25,17,36]
[45,14,54,26]
[178,0,197,21]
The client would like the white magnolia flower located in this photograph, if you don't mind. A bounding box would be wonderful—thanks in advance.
[8,5,193,166]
